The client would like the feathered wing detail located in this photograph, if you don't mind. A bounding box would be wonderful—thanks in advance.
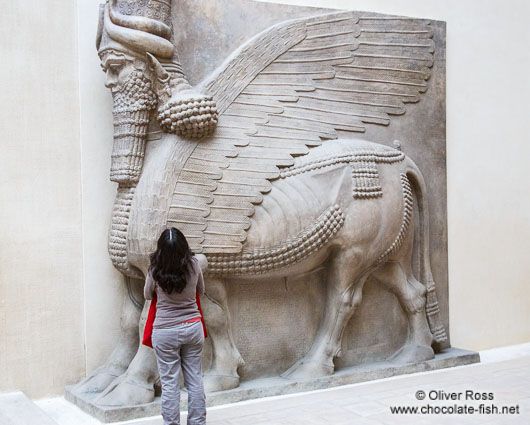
[169,11,435,253]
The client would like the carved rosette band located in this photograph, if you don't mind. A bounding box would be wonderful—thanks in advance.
[280,150,405,199]
[206,205,345,276]
[114,0,171,24]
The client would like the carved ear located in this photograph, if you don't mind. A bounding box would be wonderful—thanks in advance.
[146,52,169,81]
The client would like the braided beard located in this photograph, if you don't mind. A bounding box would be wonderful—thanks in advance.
[110,69,157,184]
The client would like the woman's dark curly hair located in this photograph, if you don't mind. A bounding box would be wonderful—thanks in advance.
[149,227,194,295]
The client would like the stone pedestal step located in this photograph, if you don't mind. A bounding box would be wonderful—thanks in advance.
[0,392,60,425]
[66,347,479,423]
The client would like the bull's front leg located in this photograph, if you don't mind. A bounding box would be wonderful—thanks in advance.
[94,293,158,406]
[202,277,244,392]
[282,247,368,380]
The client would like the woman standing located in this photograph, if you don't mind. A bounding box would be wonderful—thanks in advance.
[144,227,206,425]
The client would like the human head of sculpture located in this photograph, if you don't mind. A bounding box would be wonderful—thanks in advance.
[96,0,217,184]
[100,49,140,93]
[149,227,194,295]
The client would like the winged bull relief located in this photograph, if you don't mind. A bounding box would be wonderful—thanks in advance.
[72,0,448,406]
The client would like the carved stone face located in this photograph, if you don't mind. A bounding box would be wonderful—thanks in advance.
[100,51,136,94]
[99,50,158,111]
[99,49,158,184]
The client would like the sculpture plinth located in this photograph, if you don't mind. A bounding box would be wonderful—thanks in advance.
[66,348,478,422]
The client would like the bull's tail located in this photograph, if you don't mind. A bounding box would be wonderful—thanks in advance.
[406,161,449,350]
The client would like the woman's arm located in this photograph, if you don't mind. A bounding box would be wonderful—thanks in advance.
[144,270,156,300]
[195,254,207,296]
[197,268,205,296]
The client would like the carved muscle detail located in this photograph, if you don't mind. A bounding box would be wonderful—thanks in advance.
[205,205,345,276]
[109,185,135,275]
[376,173,413,266]
[173,11,434,254]
[280,149,405,198]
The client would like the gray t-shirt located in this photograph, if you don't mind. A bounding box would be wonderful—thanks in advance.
[144,256,205,329]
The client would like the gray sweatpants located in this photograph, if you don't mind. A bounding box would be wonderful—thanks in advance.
[152,320,206,425]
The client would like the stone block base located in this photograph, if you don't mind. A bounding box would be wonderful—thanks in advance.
[65,347,479,423]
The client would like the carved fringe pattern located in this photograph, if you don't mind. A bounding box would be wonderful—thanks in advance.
[376,173,413,266]
[427,282,447,342]
[205,205,344,276]
[109,185,135,275]
[186,12,434,254]
[110,110,151,183]
[351,160,382,198]
[280,149,405,198]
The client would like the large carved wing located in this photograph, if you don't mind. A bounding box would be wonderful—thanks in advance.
[169,11,435,253]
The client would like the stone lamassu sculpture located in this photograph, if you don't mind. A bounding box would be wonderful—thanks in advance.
[72,0,448,406]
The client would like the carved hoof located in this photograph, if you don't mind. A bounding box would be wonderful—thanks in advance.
[389,343,434,365]
[281,359,334,381]
[71,364,125,395]
[94,373,155,406]
[203,374,240,393]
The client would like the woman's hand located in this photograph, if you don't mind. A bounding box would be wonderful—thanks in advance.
[195,253,208,273]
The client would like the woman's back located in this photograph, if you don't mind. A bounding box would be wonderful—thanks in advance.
[144,254,205,328]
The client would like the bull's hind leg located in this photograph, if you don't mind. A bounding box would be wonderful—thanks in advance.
[202,277,244,392]
[372,261,434,364]
[282,248,367,380]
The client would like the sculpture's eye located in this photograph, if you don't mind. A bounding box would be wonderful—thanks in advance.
[102,58,126,74]
[108,62,124,75]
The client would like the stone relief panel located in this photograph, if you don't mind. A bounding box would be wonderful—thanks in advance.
[68,0,457,419]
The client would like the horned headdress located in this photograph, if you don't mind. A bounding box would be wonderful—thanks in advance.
[97,0,175,59]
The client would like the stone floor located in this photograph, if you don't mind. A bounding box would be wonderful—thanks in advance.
[36,343,530,425]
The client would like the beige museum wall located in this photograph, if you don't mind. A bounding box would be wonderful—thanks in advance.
[1,0,528,399]
[77,0,126,375]
[0,1,85,397]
